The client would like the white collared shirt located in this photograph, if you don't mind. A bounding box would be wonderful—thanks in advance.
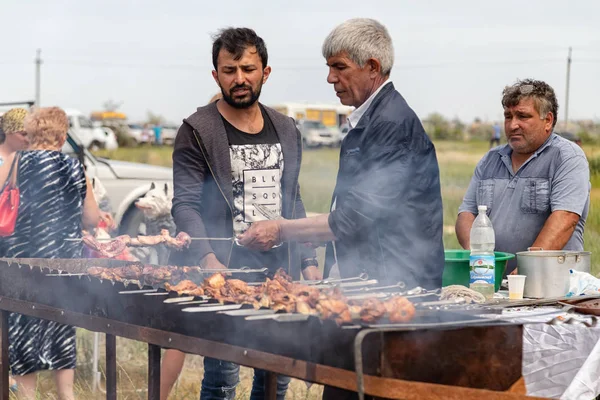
[347,80,392,129]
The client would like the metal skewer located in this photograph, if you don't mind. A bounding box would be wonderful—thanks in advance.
[343,281,406,293]
[302,272,369,286]
[65,237,237,242]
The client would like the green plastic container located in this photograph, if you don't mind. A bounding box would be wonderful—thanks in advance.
[442,250,515,292]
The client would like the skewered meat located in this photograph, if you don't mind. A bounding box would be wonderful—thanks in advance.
[223,279,256,296]
[144,266,176,285]
[81,230,192,258]
[270,292,296,313]
[87,266,105,277]
[84,265,415,325]
[165,280,205,296]
[291,284,320,307]
[83,234,131,258]
[355,298,387,323]
[296,299,318,315]
[384,296,416,323]
[161,230,192,250]
[317,298,352,324]
[204,273,226,289]
[273,269,292,283]
[112,265,143,280]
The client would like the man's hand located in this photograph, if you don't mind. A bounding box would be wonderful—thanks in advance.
[200,253,227,270]
[302,266,323,281]
[238,220,282,251]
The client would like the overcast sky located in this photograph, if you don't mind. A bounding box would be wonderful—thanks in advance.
[1,0,599,125]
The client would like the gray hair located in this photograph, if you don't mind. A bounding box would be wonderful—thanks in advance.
[502,79,559,129]
[322,18,394,76]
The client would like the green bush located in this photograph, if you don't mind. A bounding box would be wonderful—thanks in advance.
[578,130,597,145]
[590,156,600,176]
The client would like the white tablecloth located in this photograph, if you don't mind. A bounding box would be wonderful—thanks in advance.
[481,307,600,399]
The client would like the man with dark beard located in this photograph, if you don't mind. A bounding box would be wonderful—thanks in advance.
[168,27,320,400]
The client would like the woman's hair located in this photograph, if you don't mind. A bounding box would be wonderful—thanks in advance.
[0,108,29,145]
[24,107,69,150]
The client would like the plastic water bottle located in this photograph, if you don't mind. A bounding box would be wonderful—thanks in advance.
[469,205,495,299]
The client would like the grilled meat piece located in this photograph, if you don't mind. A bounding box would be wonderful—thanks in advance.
[384,296,416,323]
[357,298,387,323]
[270,292,296,313]
[165,280,205,296]
[291,284,320,307]
[144,266,176,285]
[253,294,271,310]
[161,230,192,250]
[225,279,256,296]
[272,268,293,291]
[83,234,131,258]
[317,298,352,325]
[81,231,192,256]
[204,273,226,290]
[87,266,105,277]
[296,299,318,315]
[112,265,143,280]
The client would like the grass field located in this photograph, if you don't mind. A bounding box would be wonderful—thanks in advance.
[25,141,597,399]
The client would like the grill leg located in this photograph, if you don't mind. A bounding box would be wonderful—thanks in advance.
[265,372,277,400]
[106,334,117,400]
[147,344,161,400]
[0,311,8,400]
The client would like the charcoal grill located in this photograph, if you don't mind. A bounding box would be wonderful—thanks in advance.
[0,258,540,400]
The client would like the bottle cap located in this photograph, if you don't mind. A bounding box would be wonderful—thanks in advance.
[477,205,488,212]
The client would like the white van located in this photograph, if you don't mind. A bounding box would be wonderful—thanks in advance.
[64,109,109,150]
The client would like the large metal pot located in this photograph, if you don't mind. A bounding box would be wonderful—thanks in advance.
[516,250,580,298]
[572,251,591,273]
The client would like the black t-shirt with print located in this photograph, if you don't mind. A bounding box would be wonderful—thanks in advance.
[221,106,286,277]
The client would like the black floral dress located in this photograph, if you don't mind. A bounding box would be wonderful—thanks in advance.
[0,150,86,375]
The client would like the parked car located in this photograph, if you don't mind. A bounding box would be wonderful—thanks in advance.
[160,124,179,145]
[92,122,119,150]
[62,132,172,236]
[296,119,342,148]
[127,123,152,144]
[64,109,110,150]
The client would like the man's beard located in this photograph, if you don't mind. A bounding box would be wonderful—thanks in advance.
[220,80,263,109]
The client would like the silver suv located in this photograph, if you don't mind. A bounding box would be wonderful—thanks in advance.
[296,119,342,148]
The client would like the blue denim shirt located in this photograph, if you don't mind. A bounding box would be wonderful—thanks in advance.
[459,134,590,273]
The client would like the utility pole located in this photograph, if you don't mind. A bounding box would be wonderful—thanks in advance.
[564,47,572,130]
[35,49,42,107]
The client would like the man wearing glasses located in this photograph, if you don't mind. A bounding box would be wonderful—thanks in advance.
[455,79,590,274]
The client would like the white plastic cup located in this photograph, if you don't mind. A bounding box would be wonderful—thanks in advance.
[508,275,527,300]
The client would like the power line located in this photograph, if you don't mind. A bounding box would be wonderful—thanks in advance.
[38,57,565,71]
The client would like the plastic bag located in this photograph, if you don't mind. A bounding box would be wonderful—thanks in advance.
[566,269,600,297]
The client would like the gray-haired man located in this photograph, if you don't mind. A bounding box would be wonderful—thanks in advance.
[456,79,590,273]
[239,17,445,400]
[240,18,445,289]
[241,18,444,289]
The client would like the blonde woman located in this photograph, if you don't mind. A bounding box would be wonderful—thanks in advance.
[0,108,30,187]
[0,107,100,400]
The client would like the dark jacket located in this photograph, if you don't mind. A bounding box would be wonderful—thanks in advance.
[325,83,444,289]
[169,102,315,279]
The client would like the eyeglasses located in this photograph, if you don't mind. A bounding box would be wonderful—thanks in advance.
[519,84,534,95]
